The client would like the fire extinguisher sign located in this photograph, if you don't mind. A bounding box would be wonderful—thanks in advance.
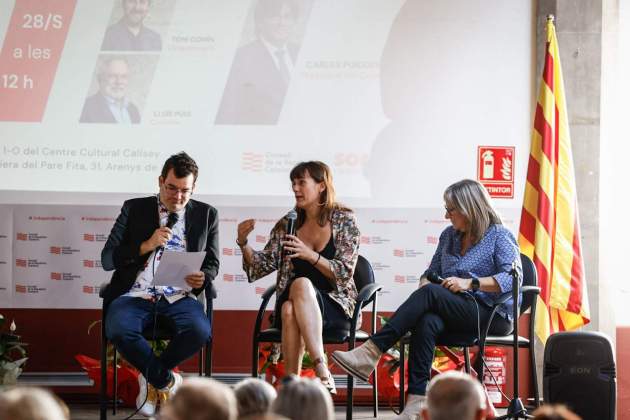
[477,146,515,199]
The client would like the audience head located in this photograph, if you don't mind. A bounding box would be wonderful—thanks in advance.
[0,386,69,420]
[272,375,334,420]
[159,377,237,420]
[443,179,502,242]
[532,404,582,420]
[421,371,486,420]
[234,378,277,418]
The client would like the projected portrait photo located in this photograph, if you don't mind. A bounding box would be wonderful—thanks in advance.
[79,55,158,124]
[101,0,175,51]
[214,0,313,125]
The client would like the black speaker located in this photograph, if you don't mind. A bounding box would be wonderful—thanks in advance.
[544,331,616,420]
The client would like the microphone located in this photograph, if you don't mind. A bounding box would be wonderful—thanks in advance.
[283,209,298,257]
[427,271,444,284]
[286,209,297,236]
[166,212,179,230]
[159,213,179,252]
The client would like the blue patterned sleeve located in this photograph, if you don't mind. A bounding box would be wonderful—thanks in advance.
[422,227,450,278]
[492,227,522,293]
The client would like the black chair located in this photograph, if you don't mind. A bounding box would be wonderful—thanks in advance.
[399,253,541,412]
[99,286,213,420]
[252,255,382,420]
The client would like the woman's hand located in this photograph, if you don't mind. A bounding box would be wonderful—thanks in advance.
[441,276,472,293]
[282,234,318,263]
[237,219,255,246]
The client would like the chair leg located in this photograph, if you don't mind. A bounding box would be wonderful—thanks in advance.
[198,348,204,376]
[530,342,540,407]
[112,350,118,415]
[464,347,471,374]
[346,374,354,420]
[205,337,213,377]
[399,341,406,413]
[372,357,378,417]
[252,338,259,377]
[100,335,107,420]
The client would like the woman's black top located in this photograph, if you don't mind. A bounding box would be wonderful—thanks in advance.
[292,235,335,292]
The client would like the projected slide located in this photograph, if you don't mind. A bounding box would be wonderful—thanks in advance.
[0,0,532,207]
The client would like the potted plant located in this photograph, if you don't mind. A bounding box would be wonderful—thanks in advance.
[0,314,28,385]
[257,344,320,387]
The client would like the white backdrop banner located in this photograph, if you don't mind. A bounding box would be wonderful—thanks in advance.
[1,204,520,311]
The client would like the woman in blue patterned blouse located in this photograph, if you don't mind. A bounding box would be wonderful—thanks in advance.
[332,179,521,420]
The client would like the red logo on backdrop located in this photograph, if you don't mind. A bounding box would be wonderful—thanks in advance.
[223,274,234,282]
[16,232,27,241]
[242,152,264,172]
[50,246,61,254]
[256,235,267,243]
[255,287,266,295]
[393,249,404,257]
[83,260,94,268]
[394,275,405,284]
[477,146,515,198]
[82,285,94,294]
[51,272,61,280]
[83,233,95,241]
[427,236,438,245]
[222,248,234,256]
[15,259,26,267]
[15,285,26,293]
[360,236,371,244]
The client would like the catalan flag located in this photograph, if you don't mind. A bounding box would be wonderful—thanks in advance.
[518,16,590,343]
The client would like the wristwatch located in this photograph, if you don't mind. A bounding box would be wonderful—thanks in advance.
[470,274,480,291]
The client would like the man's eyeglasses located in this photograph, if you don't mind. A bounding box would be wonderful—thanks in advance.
[164,183,192,197]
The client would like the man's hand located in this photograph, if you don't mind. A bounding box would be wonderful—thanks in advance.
[185,271,205,289]
[140,227,172,255]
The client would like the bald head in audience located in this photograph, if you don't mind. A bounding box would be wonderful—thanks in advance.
[421,371,486,420]
[532,404,582,420]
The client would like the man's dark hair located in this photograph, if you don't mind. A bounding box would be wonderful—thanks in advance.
[161,152,198,182]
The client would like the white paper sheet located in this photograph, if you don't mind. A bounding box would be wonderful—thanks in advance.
[153,251,206,289]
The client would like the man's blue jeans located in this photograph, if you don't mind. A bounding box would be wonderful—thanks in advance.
[105,295,211,389]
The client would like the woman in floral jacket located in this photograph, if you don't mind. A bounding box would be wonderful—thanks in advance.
[237,161,360,394]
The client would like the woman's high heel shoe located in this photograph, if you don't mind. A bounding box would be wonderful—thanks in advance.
[314,357,337,395]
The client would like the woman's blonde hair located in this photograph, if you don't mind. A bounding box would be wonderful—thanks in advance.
[443,179,502,243]
[289,161,348,227]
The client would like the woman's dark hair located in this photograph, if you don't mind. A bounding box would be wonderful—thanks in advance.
[289,161,349,227]
[161,152,199,182]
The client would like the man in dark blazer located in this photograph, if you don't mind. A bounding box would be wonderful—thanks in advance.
[80,57,141,124]
[215,0,300,125]
[101,152,219,416]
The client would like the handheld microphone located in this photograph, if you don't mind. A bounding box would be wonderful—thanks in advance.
[283,209,298,257]
[166,212,179,230]
[427,271,444,284]
[286,209,297,236]
[159,213,179,252]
